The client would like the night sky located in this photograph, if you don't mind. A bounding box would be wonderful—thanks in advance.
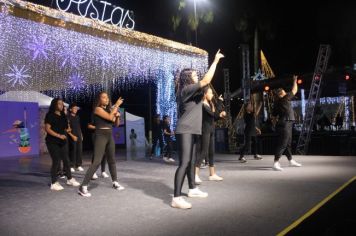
[127,0,356,92]
[35,1,356,92]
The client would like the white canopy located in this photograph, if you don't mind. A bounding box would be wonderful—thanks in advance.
[0,91,68,108]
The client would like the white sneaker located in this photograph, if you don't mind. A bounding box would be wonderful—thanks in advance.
[66,178,80,187]
[92,173,98,180]
[171,197,192,209]
[77,166,84,171]
[289,159,302,167]
[113,181,125,191]
[50,182,64,191]
[78,186,91,197]
[273,161,283,171]
[101,172,109,178]
[168,158,175,163]
[163,157,170,163]
[209,174,223,181]
[188,188,208,198]
[70,168,75,173]
[195,175,202,184]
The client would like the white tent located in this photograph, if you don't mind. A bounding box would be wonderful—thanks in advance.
[0,91,68,108]
[125,112,146,151]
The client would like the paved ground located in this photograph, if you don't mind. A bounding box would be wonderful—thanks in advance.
[0,153,355,236]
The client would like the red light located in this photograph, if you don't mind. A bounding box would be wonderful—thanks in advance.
[297,79,303,85]
[264,85,270,91]
[345,75,350,80]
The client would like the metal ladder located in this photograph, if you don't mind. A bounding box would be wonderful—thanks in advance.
[223,68,238,153]
[296,45,331,154]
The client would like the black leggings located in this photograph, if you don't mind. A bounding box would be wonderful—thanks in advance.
[46,142,72,184]
[91,134,106,172]
[174,134,198,197]
[196,130,215,167]
[274,121,293,161]
[82,129,117,186]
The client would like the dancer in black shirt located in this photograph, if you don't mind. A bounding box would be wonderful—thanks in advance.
[195,87,226,184]
[45,98,80,190]
[239,101,263,163]
[272,76,302,171]
[79,92,124,197]
[67,103,84,172]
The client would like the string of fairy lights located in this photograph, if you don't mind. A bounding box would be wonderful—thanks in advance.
[0,0,208,130]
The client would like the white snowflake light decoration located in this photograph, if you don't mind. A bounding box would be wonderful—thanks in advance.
[4,64,31,87]
[57,45,82,68]
[25,35,52,60]
[67,72,86,90]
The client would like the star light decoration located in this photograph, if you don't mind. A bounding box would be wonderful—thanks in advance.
[252,69,267,81]
[25,35,52,60]
[67,72,86,90]
[4,64,31,87]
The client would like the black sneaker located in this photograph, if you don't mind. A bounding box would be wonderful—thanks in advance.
[78,186,91,197]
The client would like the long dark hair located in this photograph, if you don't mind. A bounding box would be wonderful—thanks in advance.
[175,68,196,96]
[93,91,112,112]
[48,98,65,116]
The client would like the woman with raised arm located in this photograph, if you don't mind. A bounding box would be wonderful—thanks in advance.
[79,92,124,197]
[171,50,224,209]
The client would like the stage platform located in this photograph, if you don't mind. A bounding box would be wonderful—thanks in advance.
[0,153,355,236]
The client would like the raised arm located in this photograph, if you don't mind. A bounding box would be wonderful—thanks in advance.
[199,50,224,88]
[94,97,124,122]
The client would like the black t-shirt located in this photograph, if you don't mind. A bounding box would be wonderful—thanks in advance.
[45,112,68,144]
[202,103,220,133]
[273,92,295,121]
[176,83,203,135]
[152,120,162,137]
[68,114,81,136]
[163,122,171,140]
[244,112,256,136]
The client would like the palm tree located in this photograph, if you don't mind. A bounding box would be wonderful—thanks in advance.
[171,0,214,45]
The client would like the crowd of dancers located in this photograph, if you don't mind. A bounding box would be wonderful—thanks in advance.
[44,50,302,209]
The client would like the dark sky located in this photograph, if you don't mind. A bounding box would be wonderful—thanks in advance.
[123,0,356,93]
[34,0,356,93]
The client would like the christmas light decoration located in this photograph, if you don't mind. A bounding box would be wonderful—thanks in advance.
[0,0,208,128]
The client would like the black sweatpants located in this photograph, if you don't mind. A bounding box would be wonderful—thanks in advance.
[151,134,163,156]
[274,121,293,161]
[46,142,72,184]
[69,137,82,168]
[196,130,215,167]
[163,137,173,158]
[174,134,198,197]
[82,129,117,186]
[240,135,259,157]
